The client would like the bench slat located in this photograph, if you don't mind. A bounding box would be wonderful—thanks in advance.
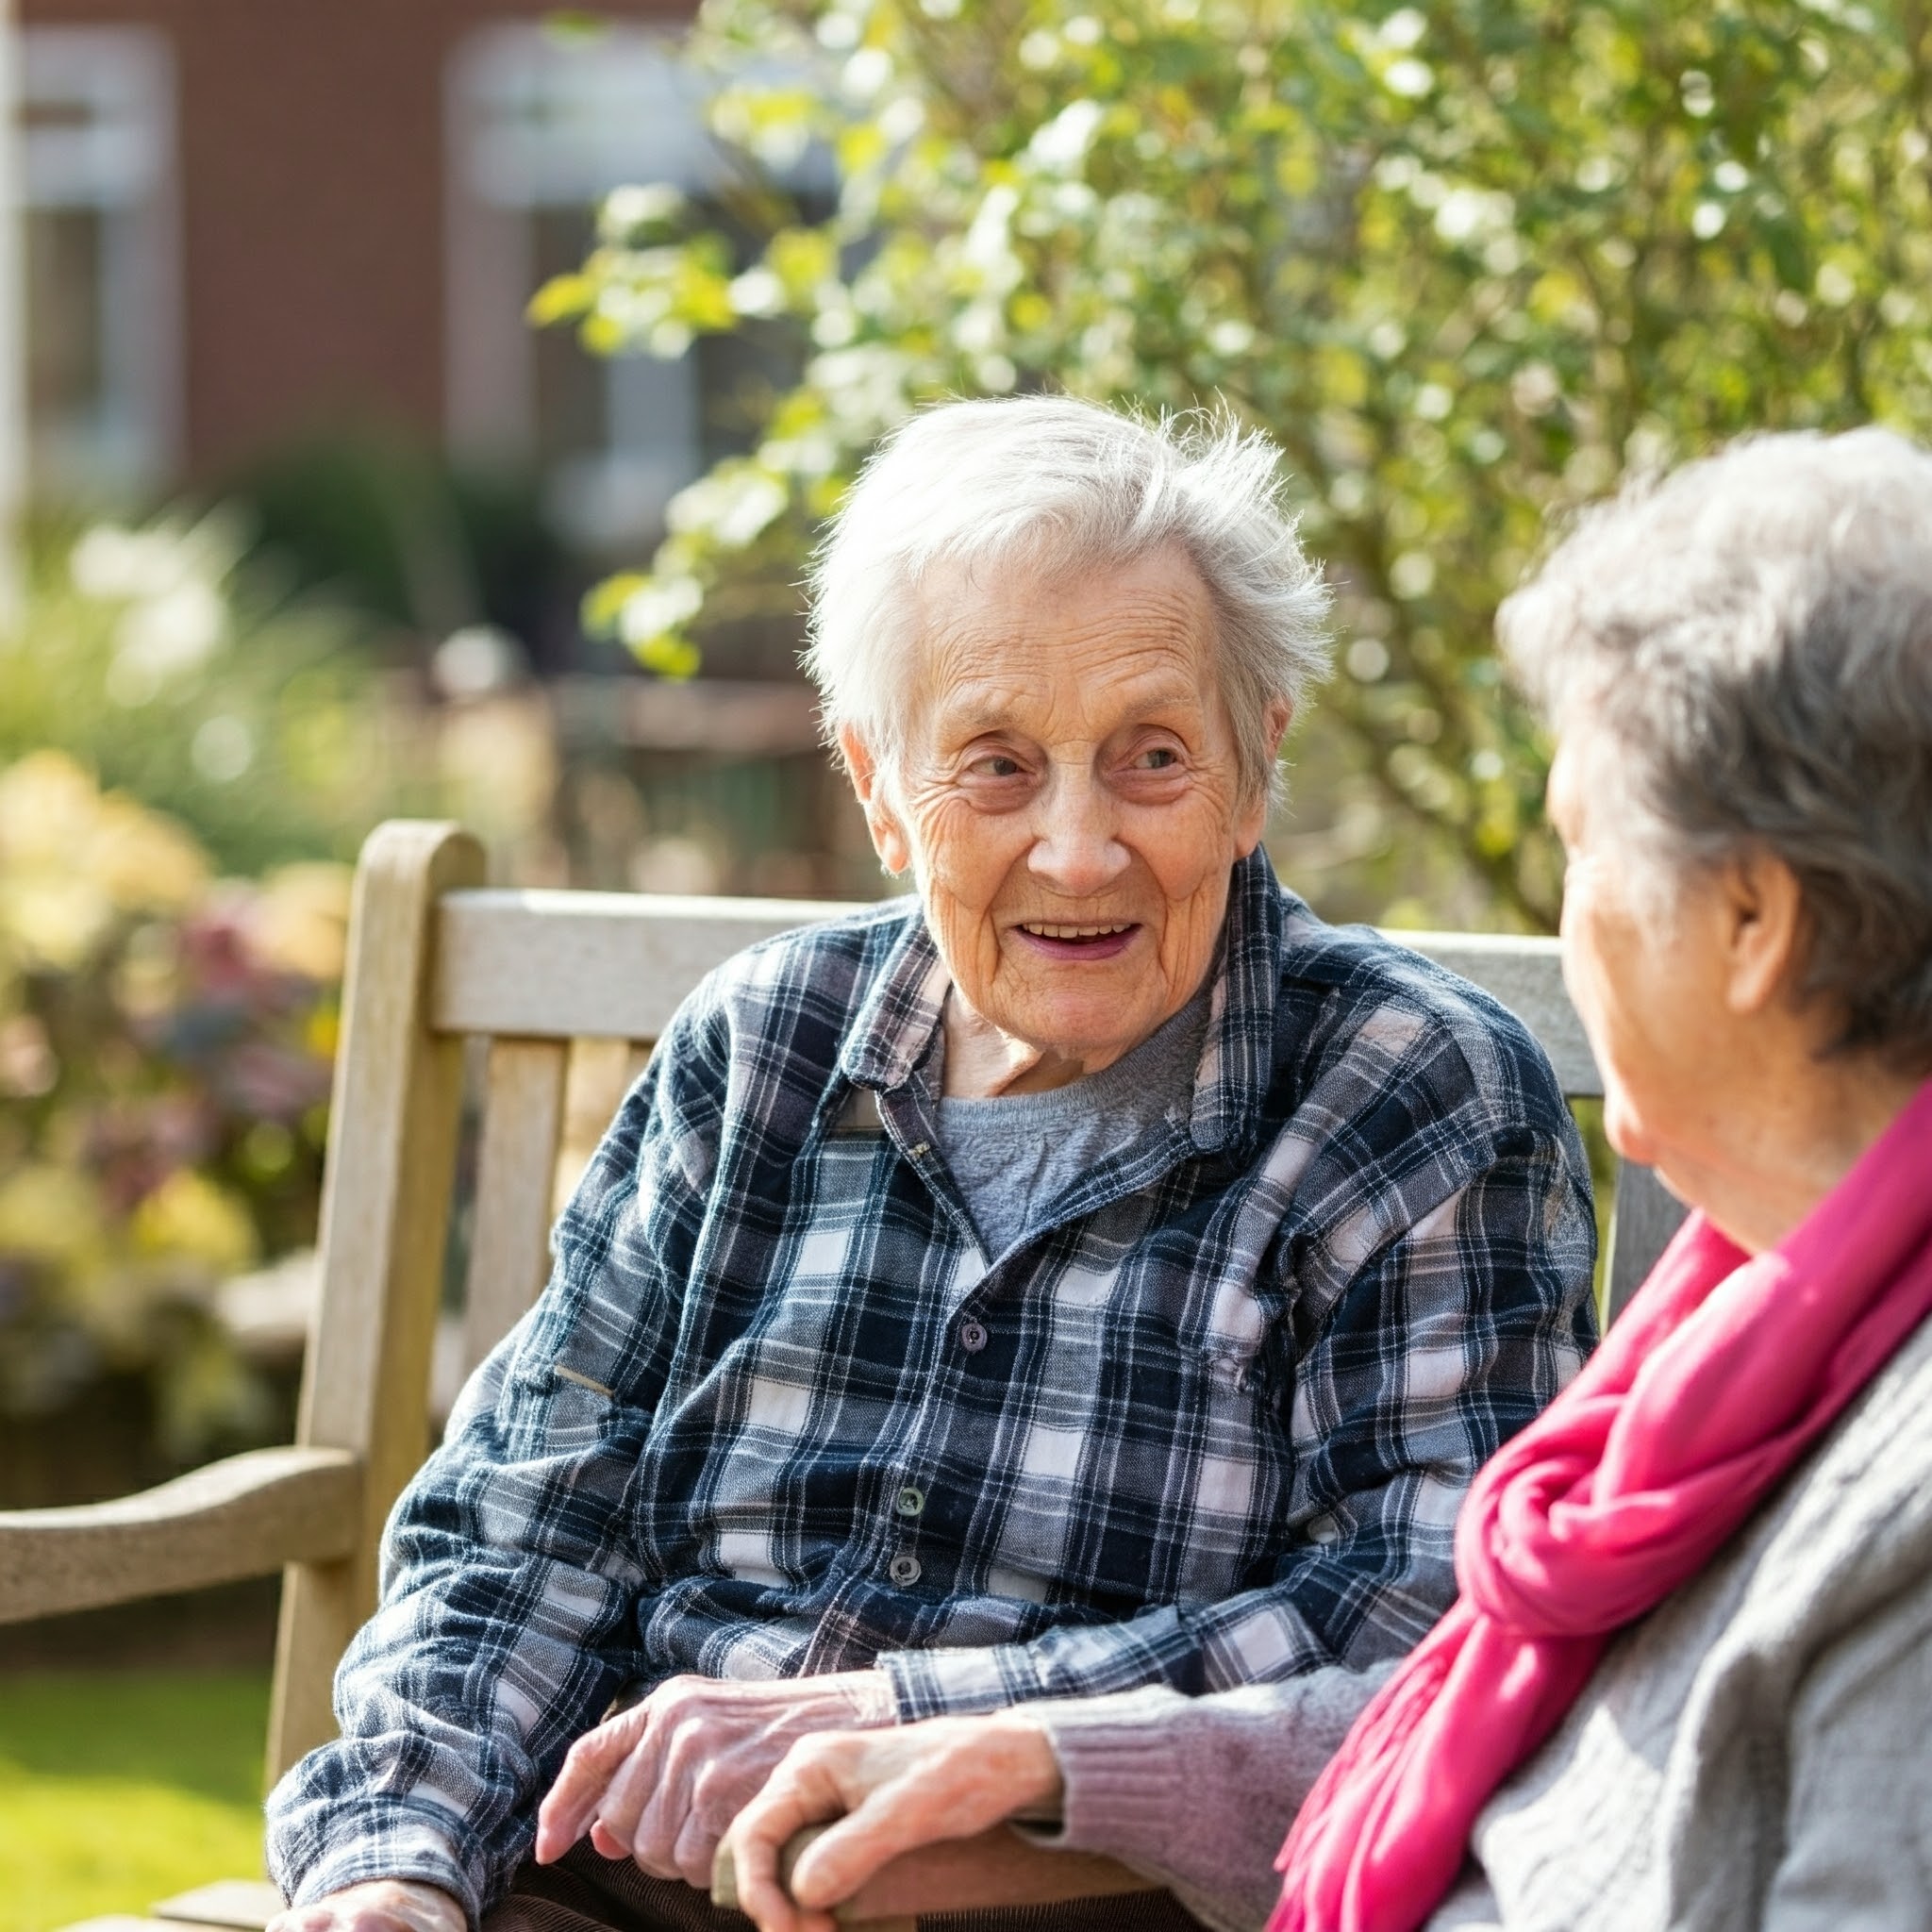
[0,1445,361,1626]
[1607,1158,1688,1320]
[433,895,1599,1096]
[460,1037,571,1384]
[434,890,867,1040]
[152,1881,284,1929]
[712,1824,1156,1925]
[1391,932,1597,1098]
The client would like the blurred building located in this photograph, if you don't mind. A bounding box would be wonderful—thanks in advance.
[13,0,876,897]
[16,1,754,536]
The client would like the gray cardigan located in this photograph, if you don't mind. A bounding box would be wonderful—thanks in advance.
[1033,1308,1932,1932]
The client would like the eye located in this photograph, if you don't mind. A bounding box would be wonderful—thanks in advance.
[1132,745,1180,770]
[968,753,1024,778]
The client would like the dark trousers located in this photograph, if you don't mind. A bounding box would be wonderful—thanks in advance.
[482,1841,1204,1932]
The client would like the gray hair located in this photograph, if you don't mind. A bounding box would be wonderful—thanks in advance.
[803,395,1332,802]
[1500,426,1932,1071]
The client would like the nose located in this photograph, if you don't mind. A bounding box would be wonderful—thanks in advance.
[1027,764,1129,898]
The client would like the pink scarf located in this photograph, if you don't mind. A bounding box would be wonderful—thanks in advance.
[1271,1076,1932,1932]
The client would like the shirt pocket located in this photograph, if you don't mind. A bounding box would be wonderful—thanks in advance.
[500,1341,623,1461]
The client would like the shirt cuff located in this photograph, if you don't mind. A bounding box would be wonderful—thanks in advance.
[878,1641,1041,1721]
[272,1802,487,1930]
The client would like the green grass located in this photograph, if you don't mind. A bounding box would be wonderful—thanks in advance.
[0,1672,270,1932]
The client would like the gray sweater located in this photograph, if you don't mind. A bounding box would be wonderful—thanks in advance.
[1034,1308,1932,1932]
[932,982,1209,1260]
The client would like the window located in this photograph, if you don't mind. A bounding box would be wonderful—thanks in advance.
[445,24,827,557]
[20,27,180,497]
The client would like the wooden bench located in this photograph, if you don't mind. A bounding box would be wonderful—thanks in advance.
[0,820,1685,1932]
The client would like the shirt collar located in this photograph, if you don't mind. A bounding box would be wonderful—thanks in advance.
[839,847,1285,1154]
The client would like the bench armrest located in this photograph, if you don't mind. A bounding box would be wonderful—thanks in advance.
[713,1824,1158,1925]
[0,1444,362,1625]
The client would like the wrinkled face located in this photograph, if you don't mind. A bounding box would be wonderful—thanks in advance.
[849,544,1282,1069]
[1546,728,1738,1200]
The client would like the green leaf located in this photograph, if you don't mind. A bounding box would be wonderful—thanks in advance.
[526,274,595,328]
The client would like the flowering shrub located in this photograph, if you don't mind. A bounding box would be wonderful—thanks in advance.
[541,0,1932,932]
[0,752,347,1454]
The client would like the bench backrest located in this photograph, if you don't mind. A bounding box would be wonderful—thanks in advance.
[267,821,1684,1782]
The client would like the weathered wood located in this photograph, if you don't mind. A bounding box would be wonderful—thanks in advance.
[267,823,484,1787]
[151,1881,283,1929]
[0,1447,359,1626]
[434,888,864,1040]
[543,1036,660,1213]
[1606,1158,1690,1322]
[431,896,1599,1097]
[1391,932,1598,1098]
[561,1036,640,1191]
[460,1036,570,1384]
[625,1040,656,1091]
[712,1824,1156,1924]
[63,1921,210,1932]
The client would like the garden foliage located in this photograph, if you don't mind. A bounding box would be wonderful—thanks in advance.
[540,0,1932,928]
[0,514,398,1452]
[0,512,422,875]
[0,749,345,1450]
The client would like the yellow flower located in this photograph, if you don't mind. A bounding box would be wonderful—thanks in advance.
[89,792,209,914]
[0,876,114,971]
[129,1170,259,1277]
[0,751,100,871]
[0,1164,109,1271]
[250,862,353,982]
[0,753,210,963]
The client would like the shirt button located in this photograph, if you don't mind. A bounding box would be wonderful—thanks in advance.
[958,1318,989,1354]
[895,1485,925,1518]
[889,1553,923,1587]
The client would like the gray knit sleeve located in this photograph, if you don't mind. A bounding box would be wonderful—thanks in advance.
[1021,1663,1397,1932]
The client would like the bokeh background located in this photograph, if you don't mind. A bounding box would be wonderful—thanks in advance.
[1,1,1928,1923]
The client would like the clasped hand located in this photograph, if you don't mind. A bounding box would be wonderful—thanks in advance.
[271,1669,895,1932]
[533,1668,897,1889]
[722,1712,1066,1932]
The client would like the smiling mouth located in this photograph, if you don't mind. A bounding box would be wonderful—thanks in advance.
[1010,920,1141,958]
[1019,922,1133,940]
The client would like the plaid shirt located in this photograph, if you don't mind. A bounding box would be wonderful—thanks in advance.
[268,851,1597,1919]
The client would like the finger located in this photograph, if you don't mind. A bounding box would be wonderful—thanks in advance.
[671,1748,767,1891]
[786,1770,969,1910]
[587,1730,668,1868]
[626,1705,715,1880]
[536,1707,649,1861]
[269,1909,349,1932]
[728,1749,858,1932]
[671,1788,724,1892]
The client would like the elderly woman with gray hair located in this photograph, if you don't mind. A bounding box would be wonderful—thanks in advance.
[266,396,1597,1932]
[721,425,1932,1932]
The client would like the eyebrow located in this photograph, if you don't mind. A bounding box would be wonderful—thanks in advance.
[930,678,1207,741]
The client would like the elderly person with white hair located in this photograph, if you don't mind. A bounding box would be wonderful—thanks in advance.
[719,425,1932,1932]
[264,396,1596,1932]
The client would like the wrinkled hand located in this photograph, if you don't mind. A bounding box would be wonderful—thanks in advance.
[723,1713,1064,1932]
[267,1878,467,1932]
[534,1670,895,1890]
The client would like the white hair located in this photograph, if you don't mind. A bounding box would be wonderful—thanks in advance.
[803,395,1332,802]
[1500,426,1932,1071]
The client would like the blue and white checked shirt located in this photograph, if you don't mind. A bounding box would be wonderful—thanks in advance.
[268,851,1597,1919]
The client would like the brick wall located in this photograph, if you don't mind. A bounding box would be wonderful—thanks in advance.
[19,0,691,477]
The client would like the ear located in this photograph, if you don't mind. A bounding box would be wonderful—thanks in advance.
[1233,699,1294,855]
[839,724,912,875]
[1719,847,1807,1018]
